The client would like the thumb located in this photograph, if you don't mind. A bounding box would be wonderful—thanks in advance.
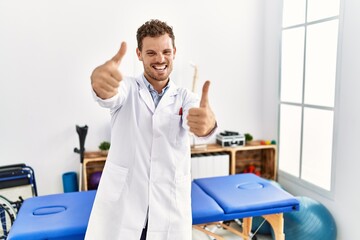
[200,80,210,108]
[111,41,127,66]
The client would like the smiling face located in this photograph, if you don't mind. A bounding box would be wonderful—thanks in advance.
[136,34,176,89]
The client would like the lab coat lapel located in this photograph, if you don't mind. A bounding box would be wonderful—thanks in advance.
[136,77,155,113]
[156,83,178,112]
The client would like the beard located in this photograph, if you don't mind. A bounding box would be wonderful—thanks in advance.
[143,62,173,82]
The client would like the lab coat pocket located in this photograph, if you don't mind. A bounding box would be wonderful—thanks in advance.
[98,161,128,202]
[169,114,182,145]
[175,174,192,221]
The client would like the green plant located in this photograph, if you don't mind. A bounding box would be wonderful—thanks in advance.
[244,133,253,142]
[99,141,110,151]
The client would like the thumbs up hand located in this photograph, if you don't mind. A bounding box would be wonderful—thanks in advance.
[187,81,217,137]
[91,42,127,99]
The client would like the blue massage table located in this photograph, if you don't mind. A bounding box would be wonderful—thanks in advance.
[192,173,299,240]
[7,174,299,240]
[7,190,96,240]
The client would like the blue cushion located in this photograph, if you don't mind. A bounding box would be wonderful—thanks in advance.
[191,182,224,224]
[8,174,299,238]
[8,190,96,240]
[194,174,299,215]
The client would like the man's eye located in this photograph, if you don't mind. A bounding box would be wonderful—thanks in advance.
[147,52,155,56]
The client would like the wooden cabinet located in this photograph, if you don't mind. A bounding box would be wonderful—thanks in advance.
[82,143,277,190]
[82,152,107,191]
[191,144,277,180]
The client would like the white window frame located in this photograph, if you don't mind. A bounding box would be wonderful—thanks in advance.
[278,0,344,198]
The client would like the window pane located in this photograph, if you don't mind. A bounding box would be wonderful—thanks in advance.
[279,104,302,177]
[302,108,333,190]
[304,20,338,107]
[307,0,340,22]
[281,27,305,103]
[282,0,306,27]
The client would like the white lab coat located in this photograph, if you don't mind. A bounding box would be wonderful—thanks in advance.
[85,75,209,240]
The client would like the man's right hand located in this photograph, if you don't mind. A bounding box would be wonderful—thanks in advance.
[91,42,127,99]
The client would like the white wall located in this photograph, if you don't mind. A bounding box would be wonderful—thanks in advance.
[2,0,359,238]
[263,0,360,239]
[0,0,265,195]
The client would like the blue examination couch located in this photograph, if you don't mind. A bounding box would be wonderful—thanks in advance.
[8,174,299,240]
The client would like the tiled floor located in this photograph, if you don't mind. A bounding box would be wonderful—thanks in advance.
[192,221,272,240]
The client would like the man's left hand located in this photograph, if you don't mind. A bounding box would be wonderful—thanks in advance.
[187,81,216,137]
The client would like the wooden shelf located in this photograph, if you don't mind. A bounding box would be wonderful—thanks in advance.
[191,143,277,180]
[82,143,277,190]
[82,153,106,191]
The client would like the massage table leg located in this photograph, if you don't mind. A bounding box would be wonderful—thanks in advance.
[193,224,226,240]
[218,221,249,239]
[223,215,285,240]
[193,213,286,240]
[263,213,285,240]
[241,217,253,238]
[194,221,251,240]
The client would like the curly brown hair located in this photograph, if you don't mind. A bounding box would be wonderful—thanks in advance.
[136,19,175,51]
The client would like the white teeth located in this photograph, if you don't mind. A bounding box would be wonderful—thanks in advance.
[154,65,166,70]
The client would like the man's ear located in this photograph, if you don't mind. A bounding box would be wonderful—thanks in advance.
[173,47,176,59]
[136,48,142,61]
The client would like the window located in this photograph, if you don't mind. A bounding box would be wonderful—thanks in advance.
[279,0,340,192]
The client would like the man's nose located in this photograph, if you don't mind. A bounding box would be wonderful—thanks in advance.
[155,53,165,63]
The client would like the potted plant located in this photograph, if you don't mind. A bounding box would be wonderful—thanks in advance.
[98,141,110,155]
[244,133,255,145]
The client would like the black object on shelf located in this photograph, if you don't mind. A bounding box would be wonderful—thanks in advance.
[74,125,88,163]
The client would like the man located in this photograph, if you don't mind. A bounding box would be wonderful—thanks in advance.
[85,19,216,240]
